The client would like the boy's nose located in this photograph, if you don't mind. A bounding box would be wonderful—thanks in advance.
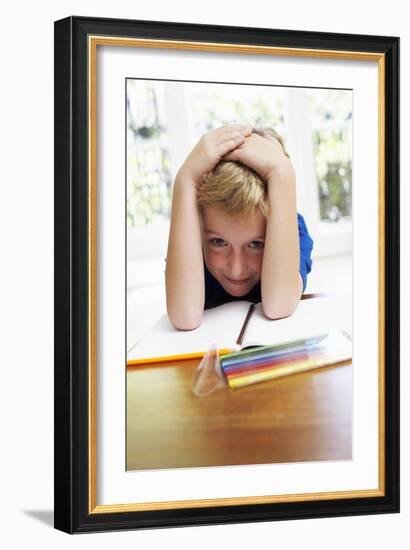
[227,251,247,278]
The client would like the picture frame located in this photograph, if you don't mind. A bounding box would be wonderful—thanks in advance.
[54,15,400,533]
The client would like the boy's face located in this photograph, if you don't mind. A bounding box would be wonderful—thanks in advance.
[201,205,266,297]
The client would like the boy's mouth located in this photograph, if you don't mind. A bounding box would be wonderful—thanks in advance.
[224,276,250,285]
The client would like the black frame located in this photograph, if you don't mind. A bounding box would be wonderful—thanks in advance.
[54,15,400,534]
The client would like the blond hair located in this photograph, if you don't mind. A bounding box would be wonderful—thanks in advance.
[196,127,288,220]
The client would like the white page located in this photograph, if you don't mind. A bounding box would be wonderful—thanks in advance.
[127,300,251,362]
[243,293,352,348]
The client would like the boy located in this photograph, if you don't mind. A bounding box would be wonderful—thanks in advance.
[165,124,313,330]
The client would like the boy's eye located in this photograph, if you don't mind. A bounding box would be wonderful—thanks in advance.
[209,238,227,248]
[249,240,264,250]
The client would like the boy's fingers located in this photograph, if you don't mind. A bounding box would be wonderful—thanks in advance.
[216,127,255,148]
[216,130,247,146]
[212,125,253,138]
[216,136,245,156]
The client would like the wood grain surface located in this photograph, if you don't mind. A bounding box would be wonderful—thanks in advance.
[127,359,352,470]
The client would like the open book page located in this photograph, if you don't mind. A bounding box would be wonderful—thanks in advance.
[127,301,251,365]
[242,293,352,349]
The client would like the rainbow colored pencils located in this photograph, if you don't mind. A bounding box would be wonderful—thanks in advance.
[220,331,351,389]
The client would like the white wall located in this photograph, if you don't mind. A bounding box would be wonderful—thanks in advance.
[0,0,407,548]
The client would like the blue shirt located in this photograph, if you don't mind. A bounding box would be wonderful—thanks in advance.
[204,213,313,309]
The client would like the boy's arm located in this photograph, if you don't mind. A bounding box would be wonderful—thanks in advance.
[261,164,303,319]
[165,125,253,330]
[165,173,205,330]
[222,133,302,319]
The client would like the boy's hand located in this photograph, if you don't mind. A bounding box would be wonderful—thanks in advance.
[177,125,253,184]
[222,133,293,183]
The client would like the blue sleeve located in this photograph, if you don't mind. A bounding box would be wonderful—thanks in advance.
[297,213,313,292]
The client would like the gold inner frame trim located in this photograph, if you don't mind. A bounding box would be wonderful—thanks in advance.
[377,55,386,496]
[89,36,383,61]
[88,35,386,514]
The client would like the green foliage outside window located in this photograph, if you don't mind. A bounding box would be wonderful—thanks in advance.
[127,80,172,226]
[309,89,352,222]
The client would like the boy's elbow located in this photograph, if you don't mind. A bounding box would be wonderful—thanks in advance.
[263,307,292,321]
[165,288,204,330]
[262,299,299,321]
[262,277,303,320]
[168,310,203,331]
[173,319,202,331]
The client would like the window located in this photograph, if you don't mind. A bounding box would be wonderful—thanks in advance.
[127,80,172,226]
[308,89,352,223]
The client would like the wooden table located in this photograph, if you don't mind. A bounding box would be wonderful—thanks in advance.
[127,358,352,471]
